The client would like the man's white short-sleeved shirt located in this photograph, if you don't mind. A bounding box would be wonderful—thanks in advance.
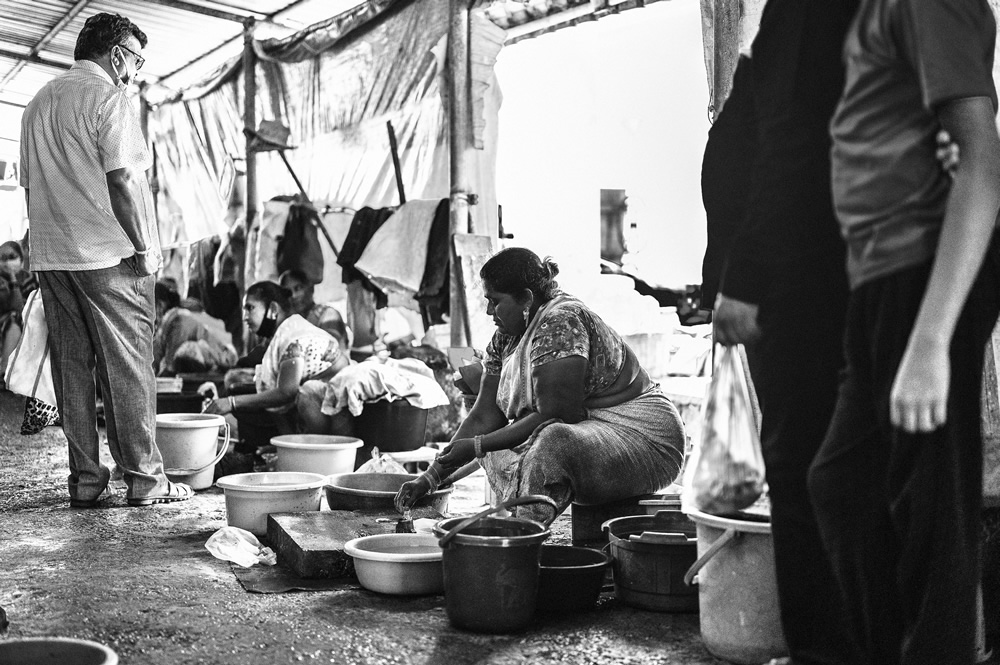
[19,60,157,271]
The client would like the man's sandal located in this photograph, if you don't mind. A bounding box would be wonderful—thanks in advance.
[127,482,194,507]
[69,486,117,508]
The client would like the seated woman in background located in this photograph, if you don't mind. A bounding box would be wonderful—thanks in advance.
[205,281,351,475]
[278,269,351,350]
[0,240,37,299]
[152,282,238,376]
[395,247,686,524]
[0,269,24,387]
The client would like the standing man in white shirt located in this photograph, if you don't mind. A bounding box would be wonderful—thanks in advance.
[19,12,192,508]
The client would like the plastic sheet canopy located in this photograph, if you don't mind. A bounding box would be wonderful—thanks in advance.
[149,0,502,248]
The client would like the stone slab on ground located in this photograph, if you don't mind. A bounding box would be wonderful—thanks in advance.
[267,507,442,579]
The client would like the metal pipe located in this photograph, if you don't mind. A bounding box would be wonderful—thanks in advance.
[448,0,472,347]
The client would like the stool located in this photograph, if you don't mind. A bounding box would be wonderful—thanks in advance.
[571,494,657,548]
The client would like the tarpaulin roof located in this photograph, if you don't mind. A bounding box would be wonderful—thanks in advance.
[0,0,368,143]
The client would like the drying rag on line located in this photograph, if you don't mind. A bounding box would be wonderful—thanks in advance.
[321,357,450,417]
[337,206,395,309]
[354,199,442,295]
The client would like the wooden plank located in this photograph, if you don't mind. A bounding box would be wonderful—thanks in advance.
[453,234,495,350]
[267,507,443,579]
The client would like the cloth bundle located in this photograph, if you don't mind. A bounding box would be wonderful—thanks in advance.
[321,357,449,416]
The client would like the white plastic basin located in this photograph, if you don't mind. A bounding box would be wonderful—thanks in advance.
[0,638,118,664]
[344,532,444,595]
[270,434,363,475]
[215,472,326,536]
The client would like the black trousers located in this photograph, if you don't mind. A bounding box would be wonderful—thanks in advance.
[809,240,1000,665]
[751,260,855,665]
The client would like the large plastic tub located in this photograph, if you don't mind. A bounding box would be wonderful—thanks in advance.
[271,434,362,475]
[216,472,326,536]
[684,508,788,664]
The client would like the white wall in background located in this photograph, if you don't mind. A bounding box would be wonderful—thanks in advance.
[494,0,711,291]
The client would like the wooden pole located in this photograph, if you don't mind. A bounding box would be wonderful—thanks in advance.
[448,0,472,347]
[243,17,258,240]
[138,82,159,229]
[386,120,406,205]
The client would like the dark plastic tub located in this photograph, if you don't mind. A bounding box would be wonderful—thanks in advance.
[352,399,429,469]
[324,472,451,513]
[536,545,611,613]
[434,514,550,633]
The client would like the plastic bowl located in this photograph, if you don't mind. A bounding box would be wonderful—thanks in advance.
[216,472,326,536]
[324,472,452,513]
[344,532,444,595]
[270,435,363,475]
[536,545,611,612]
[0,637,118,664]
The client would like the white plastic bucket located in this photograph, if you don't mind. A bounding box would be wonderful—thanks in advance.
[684,508,788,664]
[271,434,362,475]
[156,413,229,490]
[215,472,326,536]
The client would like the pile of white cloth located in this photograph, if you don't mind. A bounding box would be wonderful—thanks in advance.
[321,357,450,416]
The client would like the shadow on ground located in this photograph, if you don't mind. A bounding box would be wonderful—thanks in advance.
[0,391,723,665]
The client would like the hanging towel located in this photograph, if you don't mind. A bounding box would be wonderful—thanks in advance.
[354,199,442,295]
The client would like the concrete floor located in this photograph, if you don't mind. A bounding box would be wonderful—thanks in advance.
[0,391,726,665]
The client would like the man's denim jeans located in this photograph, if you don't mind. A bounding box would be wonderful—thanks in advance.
[39,260,167,501]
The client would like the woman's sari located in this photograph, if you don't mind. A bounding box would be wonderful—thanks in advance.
[481,296,685,523]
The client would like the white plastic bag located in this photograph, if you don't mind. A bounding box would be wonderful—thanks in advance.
[682,344,766,515]
[355,447,409,474]
[5,290,55,405]
[205,526,277,568]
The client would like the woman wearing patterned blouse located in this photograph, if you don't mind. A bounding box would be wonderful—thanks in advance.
[396,247,686,524]
[205,281,350,471]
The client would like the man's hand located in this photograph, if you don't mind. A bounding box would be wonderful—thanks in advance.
[131,250,161,277]
[713,293,761,346]
[890,336,949,433]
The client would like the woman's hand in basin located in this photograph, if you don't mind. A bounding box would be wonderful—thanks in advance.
[435,438,476,468]
[394,475,433,513]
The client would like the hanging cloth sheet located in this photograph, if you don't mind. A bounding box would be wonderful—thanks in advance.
[415,199,451,326]
[278,201,325,284]
[354,199,441,294]
[351,198,451,327]
[337,207,395,309]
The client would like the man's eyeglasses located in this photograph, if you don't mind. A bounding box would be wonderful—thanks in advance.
[117,44,144,71]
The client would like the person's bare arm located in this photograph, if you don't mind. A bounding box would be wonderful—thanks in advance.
[891,96,1000,433]
[106,167,158,276]
[205,357,304,414]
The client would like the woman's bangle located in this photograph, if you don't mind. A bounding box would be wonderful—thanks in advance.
[228,396,237,412]
[134,247,151,255]
[474,434,485,459]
